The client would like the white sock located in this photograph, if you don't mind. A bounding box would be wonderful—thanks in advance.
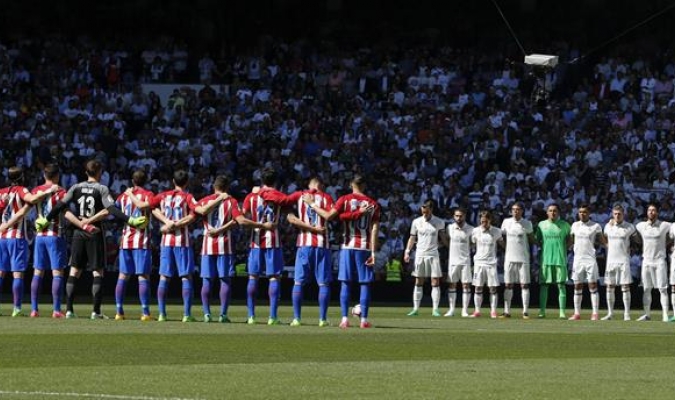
[522,288,530,314]
[671,292,675,317]
[462,289,471,314]
[607,288,615,315]
[413,286,423,310]
[659,289,669,319]
[574,289,582,315]
[431,286,440,310]
[503,288,513,314]
[490,292,498,314]
[643,290,652,316]
[448,289,457,313]
[590,289,599,314]
[622,288,631,315]
[474,292,483,311]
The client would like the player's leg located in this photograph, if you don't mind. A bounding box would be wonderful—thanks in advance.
[655,262,669,322]
[487,265,499,318]
[555,265,567,319]
[603,268,617,320]
[638,264,653,321]
[65,235,87,318]
[88,232,106,319]
[10,239,28,316]
[291,247,309,325]
[620,264,632,321]
[51,237,66,317]
[265,248,284,325]
[430,257,442,316]
[315,247,332,326]
[31,237,48,317]
[570,262,584,319]
[157,245,174,321]
[471,265,485,317]
[355,249,373,327]
[503,262,515,317]
[409,256,426,315]
[177,247,195,322]
[217,255,233,322]
[246,248,261,323]
[539,265,551,318]
[200,255,216,322]
[337,249,353,328]
[445,264,458,316]
[519,263,531,318]
[135,249,152,320]
[461,265,473,317]
[0,239,8,312]
[115,249,134,320]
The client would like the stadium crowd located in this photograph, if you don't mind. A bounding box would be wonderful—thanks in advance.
[2,32,675,284]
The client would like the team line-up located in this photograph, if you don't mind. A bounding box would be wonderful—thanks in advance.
[2,161,673,327]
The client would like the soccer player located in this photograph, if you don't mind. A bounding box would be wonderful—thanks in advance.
[38,160,146,319]
[29,164,68,318]
[500,202,534,319]
[113,170,155,321]
[195,175,275,323]
[404,200,447,317]
[307,174,380,329]
[1,166,57,316]
[602,204,637,321]
[148,170,197,322]
[535,203,571,319]
[470,210,503,318]
[282,177,334,327]
[242,167,287,325]
[569,205,606,320]
[635,203,670,322]
[445,208,474,317]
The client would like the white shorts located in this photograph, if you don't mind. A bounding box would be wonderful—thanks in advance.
[448,263,472,284]
[571,260,599,284]
[412,256,443,278]
[504,261,530,284]
[670,257,675,286]
[472,264,499,287]
[604,263,632,286]
[642,260,667,290]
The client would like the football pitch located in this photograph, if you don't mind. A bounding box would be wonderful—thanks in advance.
[1,304,675,400]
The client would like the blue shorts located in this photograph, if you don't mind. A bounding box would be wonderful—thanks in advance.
[0,238,28,273]
[338,249,373,283]
[247,248,283,277]
[294,246,332,285]
[200,254,235,279]
[33,236,66,271]
[119,249,152,275]
[159,246,195,278]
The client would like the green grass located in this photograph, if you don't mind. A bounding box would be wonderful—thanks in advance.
[1,304,675,399]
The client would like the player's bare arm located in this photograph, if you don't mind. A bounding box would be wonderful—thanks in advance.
[124,188,150,209]
[404,234,416,263]
[287,213,326,234]
[0,204,31,232]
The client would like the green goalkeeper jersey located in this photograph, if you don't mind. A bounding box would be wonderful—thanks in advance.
[535,218,571,267]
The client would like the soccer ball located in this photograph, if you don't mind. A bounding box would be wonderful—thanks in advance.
[351,304,362,318]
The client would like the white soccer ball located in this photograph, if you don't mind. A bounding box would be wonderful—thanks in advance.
[351,304,362,318]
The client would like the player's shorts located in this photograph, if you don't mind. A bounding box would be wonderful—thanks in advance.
[247,248,283,277]
[604,263,632,286]
[294,246,332,285]
[541,264,567,284]
[338,248,373,283]
[200,254,235,279]
[504,261,530,284]
[119,248,152,275]
[671,257,675,286]
[571,260,598,284]
[69,231,105,271]
[412,256,442,278]
[472,263,499,287]
[641,260,667,290]
[0,238,28,272]
[159,246,195,277]
[448,264,472,284]
[33,236,66,271]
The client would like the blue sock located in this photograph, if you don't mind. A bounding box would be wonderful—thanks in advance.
[157,279,169,316]
[31,274,42,312]
[340,282,350,317]
[138,279,150,315]
[318,284,330,321]
[52,275,62,312]
[292,283,303,320]
[201,278,211,315]
[182,279,192,317]
[360,284,371,318]
[247,278,257,318]
[115,278,126,314]
[268,279,279,319]
[220,278,231,316]
[13,277,23,309]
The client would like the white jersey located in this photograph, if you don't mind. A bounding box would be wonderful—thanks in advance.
[448,222,474,266]
[410,215,446,258]
[636,220,670,262]
[571,220,602,263]
[604,221,636,265]
[500,217,532,263]
[471,226,502,265]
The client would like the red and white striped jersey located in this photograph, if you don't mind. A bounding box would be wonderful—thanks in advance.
[0,185,30,239]
[242,189,282,249]
[32,184,66,237]
[334,193,380,250]
[295,189,333,248]
[149,189,197,247]
[197,194,242,255]
[116,187,155,249]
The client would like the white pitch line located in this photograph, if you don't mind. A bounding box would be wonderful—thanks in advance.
[0,390,204,400]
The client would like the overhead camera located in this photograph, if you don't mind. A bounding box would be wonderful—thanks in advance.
[524,54,559,105]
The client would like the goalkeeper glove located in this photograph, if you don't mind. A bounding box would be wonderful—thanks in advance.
[35,217,49,232]
[128,216,148,229]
